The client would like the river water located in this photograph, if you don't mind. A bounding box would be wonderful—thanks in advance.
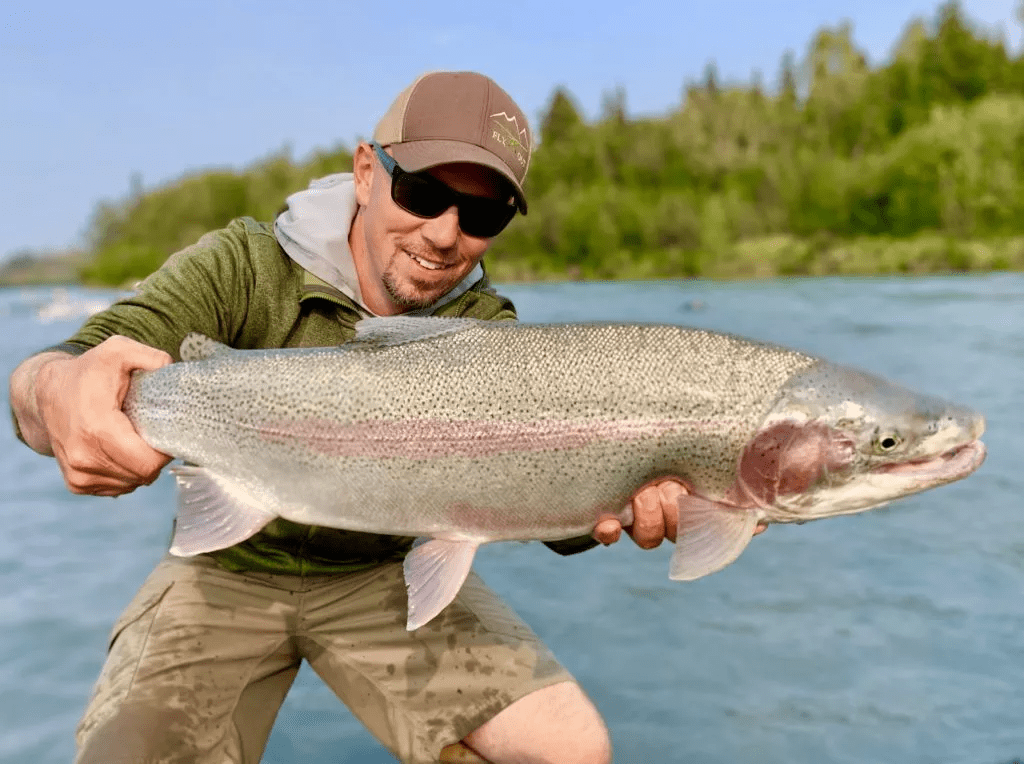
[0,275,1020,764]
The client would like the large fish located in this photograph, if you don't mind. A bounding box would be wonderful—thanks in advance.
[123,318,986,630]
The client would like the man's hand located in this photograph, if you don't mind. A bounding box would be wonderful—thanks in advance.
[13,335,174,497]
[592,480,768,547]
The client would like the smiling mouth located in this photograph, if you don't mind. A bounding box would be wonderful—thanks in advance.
[407,251,451,271]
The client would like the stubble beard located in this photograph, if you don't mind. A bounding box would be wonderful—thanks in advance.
[381,249,464,312]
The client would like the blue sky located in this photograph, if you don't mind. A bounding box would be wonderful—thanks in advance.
[2,0,1020,261]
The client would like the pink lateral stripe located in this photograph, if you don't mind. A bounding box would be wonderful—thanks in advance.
[254,417,736,459]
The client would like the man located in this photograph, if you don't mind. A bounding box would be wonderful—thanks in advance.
[10,71,708,764]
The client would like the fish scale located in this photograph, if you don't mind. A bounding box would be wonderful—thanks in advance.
[122,316,985,630]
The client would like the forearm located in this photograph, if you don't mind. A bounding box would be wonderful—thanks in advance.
[9,351,74,455]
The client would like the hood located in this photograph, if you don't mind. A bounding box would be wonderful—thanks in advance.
[273,173,484,316]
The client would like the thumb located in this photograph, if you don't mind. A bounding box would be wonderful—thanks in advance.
[592,517,623,545]
[104,335,174,373]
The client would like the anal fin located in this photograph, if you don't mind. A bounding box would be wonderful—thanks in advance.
[403,537,481,631]
[168,465,278,556]
[670,495,760,581]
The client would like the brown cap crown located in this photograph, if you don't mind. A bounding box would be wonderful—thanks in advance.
[373,71,531,213]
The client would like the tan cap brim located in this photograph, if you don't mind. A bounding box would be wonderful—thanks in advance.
[390,140,528,214]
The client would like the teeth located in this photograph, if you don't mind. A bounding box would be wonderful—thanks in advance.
[409,252,446,270]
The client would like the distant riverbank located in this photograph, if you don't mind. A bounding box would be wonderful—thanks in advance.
[0,251,89,287]
[486,233,1024,283]
[5,233,1023,290]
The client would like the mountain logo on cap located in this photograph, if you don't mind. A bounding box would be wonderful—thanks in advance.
[489,112,530,168]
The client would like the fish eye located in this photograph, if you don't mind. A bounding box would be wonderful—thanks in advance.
[875,433,902,453]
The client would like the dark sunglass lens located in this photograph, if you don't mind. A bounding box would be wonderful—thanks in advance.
[392,174,452,217]
[458,199,517,238]
[390,166,517,237]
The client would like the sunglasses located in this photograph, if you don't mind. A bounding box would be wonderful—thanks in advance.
[369,142,518,238]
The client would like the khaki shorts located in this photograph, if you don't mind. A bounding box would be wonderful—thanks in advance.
[75,554,573,764]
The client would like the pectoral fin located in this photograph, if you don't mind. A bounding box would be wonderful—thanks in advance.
[168,465,278,556]
[403,537,481,631]
[669,495,760,581]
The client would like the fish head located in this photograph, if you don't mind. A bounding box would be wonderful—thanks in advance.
[734,360,986,521]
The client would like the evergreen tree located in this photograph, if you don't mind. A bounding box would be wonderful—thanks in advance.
[539,87,584,146]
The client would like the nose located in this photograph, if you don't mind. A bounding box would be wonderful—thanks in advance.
[420,206,460,250]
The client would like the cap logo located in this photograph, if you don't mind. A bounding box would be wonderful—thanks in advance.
[489,112,530,168]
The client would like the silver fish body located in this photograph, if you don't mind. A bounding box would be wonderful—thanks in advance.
[123,318,986,629]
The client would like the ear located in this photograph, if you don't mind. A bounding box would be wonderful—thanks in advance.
[352,142,375,207]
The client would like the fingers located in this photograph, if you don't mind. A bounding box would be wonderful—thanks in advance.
[37,335,174,496]
[106,337,174,482]
[99,333,174,370]
[628,483,669,549]
[592,517,623,545]
[593,481,690,549]
[122,338,174,372]
[622,480,689,550]
[594,482,768,550]
[53,414,171,495]
[56,421,171,495]
[653,481,687,543]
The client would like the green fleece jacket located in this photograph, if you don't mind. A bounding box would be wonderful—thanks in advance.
[41,216,597,574]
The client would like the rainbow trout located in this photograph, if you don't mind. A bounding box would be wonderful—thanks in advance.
[123,318,986,629]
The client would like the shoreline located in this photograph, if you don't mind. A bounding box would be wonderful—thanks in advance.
[4,233,1024,289]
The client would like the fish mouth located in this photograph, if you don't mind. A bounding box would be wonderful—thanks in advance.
[873,439,987,483]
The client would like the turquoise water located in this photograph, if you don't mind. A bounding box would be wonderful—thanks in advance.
[1,276,1020,763]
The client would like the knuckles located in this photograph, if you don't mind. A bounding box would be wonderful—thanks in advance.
[633,535,664,550]
[63,469,104,495]
[628,480,687,549]
[63,466,139,497]
[61,444,100,475]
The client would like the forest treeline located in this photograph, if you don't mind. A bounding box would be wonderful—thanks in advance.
[79,2,1024,285]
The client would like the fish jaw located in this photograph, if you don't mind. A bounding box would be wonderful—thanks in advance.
[854,436,985,500]
[765,437,985,523]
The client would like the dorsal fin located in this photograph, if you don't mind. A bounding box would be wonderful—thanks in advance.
[180,333,233,362]
[351,316,484,347]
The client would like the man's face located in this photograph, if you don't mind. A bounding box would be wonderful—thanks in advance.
[351,143,511,316]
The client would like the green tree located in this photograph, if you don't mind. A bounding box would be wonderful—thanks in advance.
[71,2,1024,286]
[539,86,584,146]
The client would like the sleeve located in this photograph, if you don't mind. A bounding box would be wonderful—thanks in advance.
[543,536,602,556]
[58,221,256,359]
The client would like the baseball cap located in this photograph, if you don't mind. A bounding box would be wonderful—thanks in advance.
[373,71,532,214]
